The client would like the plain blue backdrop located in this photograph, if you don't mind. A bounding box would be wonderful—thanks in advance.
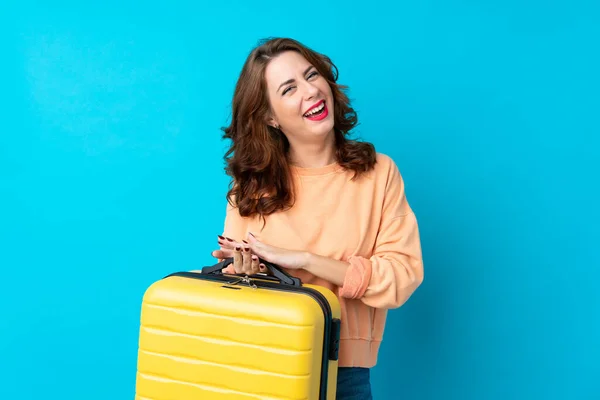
[1,0,599,399]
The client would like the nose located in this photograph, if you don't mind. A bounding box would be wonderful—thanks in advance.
[302,81,320,100]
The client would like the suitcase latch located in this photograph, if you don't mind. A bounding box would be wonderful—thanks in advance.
[225,276,257,289]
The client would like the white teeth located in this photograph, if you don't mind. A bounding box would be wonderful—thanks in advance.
[304,102,325,117]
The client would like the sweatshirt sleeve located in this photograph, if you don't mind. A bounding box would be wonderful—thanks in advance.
[339,158,424,309]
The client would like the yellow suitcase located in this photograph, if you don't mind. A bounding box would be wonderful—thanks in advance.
[134,257,342,400]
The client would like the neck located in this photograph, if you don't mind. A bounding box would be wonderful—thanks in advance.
[288,130,336,168]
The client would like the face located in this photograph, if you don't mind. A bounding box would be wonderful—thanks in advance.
[264,51,335,144]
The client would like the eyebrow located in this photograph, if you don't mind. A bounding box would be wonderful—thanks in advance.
[277,65,315,93]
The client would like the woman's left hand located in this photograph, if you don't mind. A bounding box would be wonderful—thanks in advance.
[218,233,309,270]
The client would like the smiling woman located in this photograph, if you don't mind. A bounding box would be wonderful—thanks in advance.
[264,51,335,146]
[211,37,425,399]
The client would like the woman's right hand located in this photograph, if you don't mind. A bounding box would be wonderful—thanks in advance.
[212,235,267,275]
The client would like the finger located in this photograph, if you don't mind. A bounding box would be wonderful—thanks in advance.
[247,232,258,245]
[258,263,269,274]
[242,246,252,274]
[218,236,238,250]
[250,254,260,275]
[221,235,245,248]
[222,265,236,274]
[246,234,268,260]
[211,249,234,259]
[233,246,243,273]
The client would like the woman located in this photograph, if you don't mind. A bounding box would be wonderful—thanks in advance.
[211,37,424,399]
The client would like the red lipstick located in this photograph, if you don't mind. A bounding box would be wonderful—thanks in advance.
[303,100,328,121]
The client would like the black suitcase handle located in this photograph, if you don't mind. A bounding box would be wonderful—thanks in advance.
[201,257,302,287]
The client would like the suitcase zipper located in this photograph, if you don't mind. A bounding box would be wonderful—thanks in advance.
[164,271,340,400]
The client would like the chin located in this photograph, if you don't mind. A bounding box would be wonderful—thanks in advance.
[312,119,335,137]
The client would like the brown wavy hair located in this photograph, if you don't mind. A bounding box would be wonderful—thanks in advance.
[221,37,377,218]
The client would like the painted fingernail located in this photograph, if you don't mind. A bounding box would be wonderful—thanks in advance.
[235,246,241,251]
[243,247,250,252]
[242,240,248,244]
[252,255,258,261]
[218,235,225,239]
[226,237,234,242]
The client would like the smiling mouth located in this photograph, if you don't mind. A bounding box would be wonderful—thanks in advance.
[303,100,328,121]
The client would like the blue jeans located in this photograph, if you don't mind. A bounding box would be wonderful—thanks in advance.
[336,367,373,399]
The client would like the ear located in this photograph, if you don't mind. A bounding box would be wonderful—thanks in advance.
[266,116,280,130]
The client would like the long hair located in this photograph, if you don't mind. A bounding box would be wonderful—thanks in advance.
[221,37,376,218]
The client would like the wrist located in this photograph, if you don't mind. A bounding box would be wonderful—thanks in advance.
[297,252,349,287]
[301,251,313,271]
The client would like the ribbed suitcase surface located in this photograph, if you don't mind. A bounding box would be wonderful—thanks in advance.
[134,260,341,400]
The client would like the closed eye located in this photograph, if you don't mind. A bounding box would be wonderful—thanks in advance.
[280,68,319,96]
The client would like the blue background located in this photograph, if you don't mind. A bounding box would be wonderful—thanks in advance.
[1,1,599,399]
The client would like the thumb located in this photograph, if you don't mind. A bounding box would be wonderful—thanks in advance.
[212,249,232,259]
[247,232,259,244]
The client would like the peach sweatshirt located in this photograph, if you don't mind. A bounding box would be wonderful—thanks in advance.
[221,152,424,368]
